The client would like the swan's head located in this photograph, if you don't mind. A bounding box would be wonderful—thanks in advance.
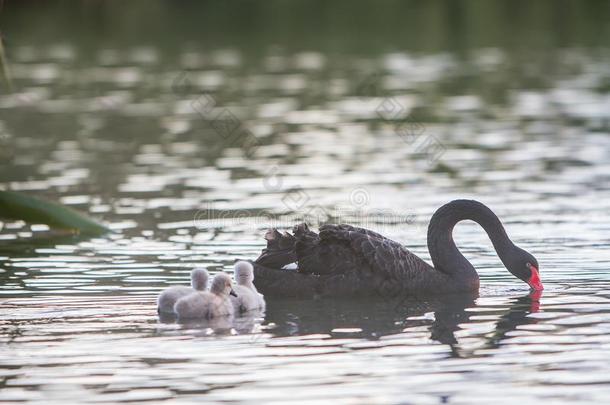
[190,267,209,290]
[507,247,542,291]
[211,272,237,297]
[234,261,254,285]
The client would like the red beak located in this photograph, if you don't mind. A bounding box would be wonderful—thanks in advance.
[527,265,543,291]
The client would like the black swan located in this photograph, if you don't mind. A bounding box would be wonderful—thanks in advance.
[251,199,542,298]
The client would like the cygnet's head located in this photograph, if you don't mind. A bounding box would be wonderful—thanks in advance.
[234,261,254,285]
[211,272,237,297]
[190,267,209,291]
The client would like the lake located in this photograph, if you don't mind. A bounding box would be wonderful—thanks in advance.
[1,2,610,403]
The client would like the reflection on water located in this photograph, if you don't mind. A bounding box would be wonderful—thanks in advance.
[3,290,610,403]
[1,1,610,403]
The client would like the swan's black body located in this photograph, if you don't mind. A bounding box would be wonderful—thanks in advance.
[253,200,540,298]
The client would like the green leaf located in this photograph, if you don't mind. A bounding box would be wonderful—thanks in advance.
[0,190,110,236]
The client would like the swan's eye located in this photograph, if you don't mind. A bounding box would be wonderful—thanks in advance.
[526,262,532,269]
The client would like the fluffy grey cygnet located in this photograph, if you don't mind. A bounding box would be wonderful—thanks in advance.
[231,261,266,314]
[157,268,209,314]
[174,272,237,320]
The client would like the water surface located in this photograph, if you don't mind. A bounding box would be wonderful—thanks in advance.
[1,2,610,403]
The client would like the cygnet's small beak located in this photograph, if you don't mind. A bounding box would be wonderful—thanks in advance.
[230,289,238,297]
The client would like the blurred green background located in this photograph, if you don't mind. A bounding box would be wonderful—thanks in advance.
[3,1,609,55]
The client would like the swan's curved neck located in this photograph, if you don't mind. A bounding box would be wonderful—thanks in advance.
[427,200,514,276]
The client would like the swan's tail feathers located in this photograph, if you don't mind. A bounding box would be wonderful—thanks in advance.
[254,228,297,268]
[265,228,295,249]
[292,222,310,236]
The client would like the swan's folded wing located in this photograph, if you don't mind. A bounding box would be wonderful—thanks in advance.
[318,225,433,287]
[319,224,386,241]
[294,225,364,276]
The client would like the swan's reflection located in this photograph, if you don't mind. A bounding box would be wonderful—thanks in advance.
[263,293,476,339]
[158,290,541,353]
[233,308,265,334]
[168,315,235,335]
[476,291,542,350]
[261,290,542,356]
[159,308,266,336]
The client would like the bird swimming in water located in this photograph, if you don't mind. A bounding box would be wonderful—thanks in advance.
[157,267,208,314]
[251,200,542,298]
[231,261,266,314]
[174,272,237,320]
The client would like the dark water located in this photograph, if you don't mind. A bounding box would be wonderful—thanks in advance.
[1,2,610,403]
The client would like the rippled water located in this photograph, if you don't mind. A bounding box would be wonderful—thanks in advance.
[2,4,610,403]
